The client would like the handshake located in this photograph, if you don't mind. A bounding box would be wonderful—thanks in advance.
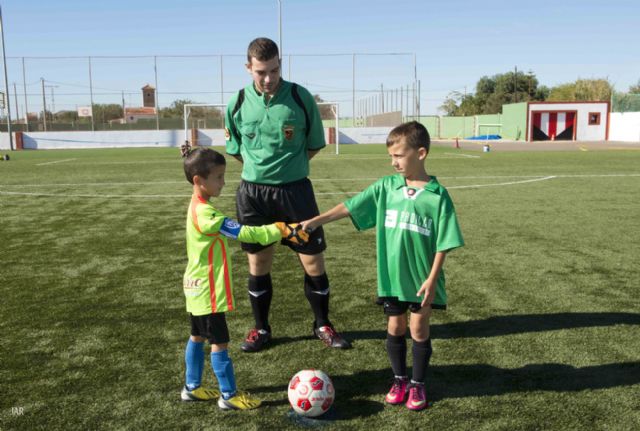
[275,222,314,245]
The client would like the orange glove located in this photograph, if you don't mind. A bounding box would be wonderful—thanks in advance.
[275,222,310,245]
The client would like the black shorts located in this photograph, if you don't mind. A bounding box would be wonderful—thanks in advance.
[190,313,230,344]
[236,178,327,255]
[381,297,447,316]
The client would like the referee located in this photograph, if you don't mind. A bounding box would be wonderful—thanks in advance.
[224,37,350,352]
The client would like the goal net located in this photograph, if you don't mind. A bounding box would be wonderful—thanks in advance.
[184,102,340,154]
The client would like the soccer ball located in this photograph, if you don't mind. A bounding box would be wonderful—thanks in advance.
[288,369,334,417]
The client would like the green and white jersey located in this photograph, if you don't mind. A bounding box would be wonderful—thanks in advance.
[183,194,282,316]
[225,80,326,185]
[344,174,464,305]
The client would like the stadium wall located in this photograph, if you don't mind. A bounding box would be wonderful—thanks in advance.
[0,134,11,150]
[3,127,396,150]
[609,112,640,142]
[501,102,528,140]
[475,114,502,136]
[439,116,475,139]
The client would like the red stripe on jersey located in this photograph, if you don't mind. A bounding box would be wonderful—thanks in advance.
[190,195,219,237]
[218,238,234,311]
[208,244,217,313]
[190,197,203,234]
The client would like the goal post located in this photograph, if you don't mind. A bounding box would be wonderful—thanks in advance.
[183,103,227,146]
[183,101,340,154]
[318,101,340,155]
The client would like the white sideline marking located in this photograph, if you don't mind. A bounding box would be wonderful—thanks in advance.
[35,158,77,166]
[443,152,481,158]
[1,174,638,198]
[448,175,556,189]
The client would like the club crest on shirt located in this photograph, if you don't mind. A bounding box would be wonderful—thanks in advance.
[224,128,231,140]
[283,125,295,140]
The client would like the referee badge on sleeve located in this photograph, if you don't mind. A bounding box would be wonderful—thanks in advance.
[283,125,295,141]
[224,128,231,141]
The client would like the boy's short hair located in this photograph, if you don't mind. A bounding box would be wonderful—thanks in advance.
[386,121,430,151]
[183,147,226,184]
[247,37,279,63]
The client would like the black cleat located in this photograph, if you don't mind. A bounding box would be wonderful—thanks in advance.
[241,327,272,352]
[313,325,352,349]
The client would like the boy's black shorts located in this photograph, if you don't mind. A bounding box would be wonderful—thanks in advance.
[236,178,327,255]
[189,313,230,344]
[381,297,447,316]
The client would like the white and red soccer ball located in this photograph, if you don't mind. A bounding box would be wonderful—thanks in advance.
[288,369,334,417]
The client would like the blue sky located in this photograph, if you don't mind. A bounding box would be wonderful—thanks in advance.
[3,0,639,116]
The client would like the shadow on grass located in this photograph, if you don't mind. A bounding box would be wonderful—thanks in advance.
[428,361,640,401]
[335,361,640,405]
[342,312,640,341]
[250,360,640,418]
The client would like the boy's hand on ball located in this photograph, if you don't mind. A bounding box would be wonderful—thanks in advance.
[275,222,309,245]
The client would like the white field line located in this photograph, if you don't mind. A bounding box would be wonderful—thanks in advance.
[443,152,481,158]
[35,158,77,166]
[67,155,473,165]
[2,174,639,189]
[448,175,556,189]
[1,174,638,198]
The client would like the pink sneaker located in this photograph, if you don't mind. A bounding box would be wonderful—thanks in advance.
[385,377,409,405]
[405,383,427,411]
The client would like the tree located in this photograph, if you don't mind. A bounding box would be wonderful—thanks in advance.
[628,80,640,94]
[440,70,545,116]
[91,104,123,122]
[159,99,196,118]
[55,110,79,122]
[548,78,612,102]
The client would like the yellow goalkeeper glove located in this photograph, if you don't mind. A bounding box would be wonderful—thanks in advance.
[275,222,310,245]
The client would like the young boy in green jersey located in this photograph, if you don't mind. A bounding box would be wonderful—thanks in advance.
[180,146,308,410]
[302,121,464,411]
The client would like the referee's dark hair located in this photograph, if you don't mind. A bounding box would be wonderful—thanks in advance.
[247,37,280,63]
[183,147,226,184]
[386,121,430,152]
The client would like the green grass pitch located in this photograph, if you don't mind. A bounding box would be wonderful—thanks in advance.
[1,144,639,430]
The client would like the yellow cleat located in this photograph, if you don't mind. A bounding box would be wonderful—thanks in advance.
[217,391,262,410]
[181,386,220,402]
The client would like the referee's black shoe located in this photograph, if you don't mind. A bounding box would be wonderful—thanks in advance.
[241,327,271,352]
[313,324,352,349]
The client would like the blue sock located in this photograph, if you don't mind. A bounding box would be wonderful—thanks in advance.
[211,350,237,400]
[184,339,205,391]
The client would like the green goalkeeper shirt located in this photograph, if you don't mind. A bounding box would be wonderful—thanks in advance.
[344,174,464,305]
[183,194,282,315]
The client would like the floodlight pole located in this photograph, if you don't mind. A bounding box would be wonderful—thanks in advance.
[352,54,356,126]
[22,57,29,131]
[277,0,282,59]
[41,78,47,131]
[88,57,95,131]
[0,6,13,150]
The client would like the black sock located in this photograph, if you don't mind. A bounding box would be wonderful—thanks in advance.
[386,333,407,377]
[411,338,432,383]
[248,274,272,331]
[304,273,331,328]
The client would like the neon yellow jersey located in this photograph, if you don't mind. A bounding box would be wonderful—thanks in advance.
[183,194,282,315]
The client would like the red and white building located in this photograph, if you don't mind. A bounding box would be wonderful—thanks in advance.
[526,101,609,142]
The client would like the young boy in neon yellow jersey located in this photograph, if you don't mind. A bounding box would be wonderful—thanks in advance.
[302,122,464,411]
[180,146,307,410]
